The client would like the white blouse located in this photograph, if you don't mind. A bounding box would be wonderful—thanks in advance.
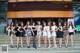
[51,26,57,32]
[46,26,50,31]
[69,26,74,32]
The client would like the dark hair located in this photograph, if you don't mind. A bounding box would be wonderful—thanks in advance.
[42,21,46,27]
[15,22,18,27]
[68,21,74,29]
[64,22,67,26]
[10,22,14,26]
[37,21,41,25]
[32,22,35,26]
[9,22,14,28]
[20,22,24,27]
[58,22,62,26]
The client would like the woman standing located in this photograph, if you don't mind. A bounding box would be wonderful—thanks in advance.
[31,22,37,49]
[14,23,20,48]
[68,21,76,47]
[6,22,15,48]
[46,22,51,48]
[63,22,69,48]
[57,22,63,48]
[36,21,42,48]
[24,21,31,48]
[18,22,25,47]
[51,22,57,48]
[43,22,47,47]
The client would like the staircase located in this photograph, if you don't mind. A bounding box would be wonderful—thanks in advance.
[0,34,80,53]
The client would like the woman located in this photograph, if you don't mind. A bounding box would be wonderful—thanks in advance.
[63,22,69,48]
[6,22,15,48]
[36,21,42,48]
[43,22,47,47]
[14,23,20,48]
[68,21,76,47]
[24,21,31,48]
[18,22,25,47]
[31,22,37,49]
[57,22,63,48]
[46,22,51,48]
[51,22,57,48]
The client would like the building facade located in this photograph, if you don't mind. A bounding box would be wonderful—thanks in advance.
[7,0,74,24]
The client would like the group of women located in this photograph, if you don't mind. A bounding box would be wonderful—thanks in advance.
[6,21,76,49]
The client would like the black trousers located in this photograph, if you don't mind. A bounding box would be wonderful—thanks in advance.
[32,36,36,47]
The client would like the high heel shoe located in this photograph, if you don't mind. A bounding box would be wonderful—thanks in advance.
[59,46,62,48]
[54,45,57,48]
[48,45,51,48]
[17,46,19,49]
[10,45,14,48]
[21,45,23,48]
[33,45,37,49]
[27,45,30,48]
[45,45,47,48]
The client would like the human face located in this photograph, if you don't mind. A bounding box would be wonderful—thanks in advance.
[38,21,40,25]
[21,22,23,26]
[27,21,30,25]
[16,23,18,26]
[32,22,35,26]
[59,23,61,26]
[48,22,51,26]
[53,22,55,25]
[43,22,46,26]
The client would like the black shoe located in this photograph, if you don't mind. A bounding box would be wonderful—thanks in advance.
[65,46,68,48]
[33,45,37,49]
[10,45,14,48]
[27,45,30,48]
[17,46,19,49]
[34,46,37,49]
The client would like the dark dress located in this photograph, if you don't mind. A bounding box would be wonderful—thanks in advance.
[15,27,20,37]
[19,27,25,37]
[63,26,69,36]
[32,27,37,37]
[57,26,63,38]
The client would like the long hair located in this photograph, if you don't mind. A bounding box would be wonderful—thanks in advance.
[68,21,74,29]
[27,21,30,26]
[10,22,14,28]
[15,23,18,27]
[64,22,68,27]
[20,22,24,27]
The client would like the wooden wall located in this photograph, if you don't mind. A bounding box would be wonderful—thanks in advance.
[7,0,73,19]
[7,11,74,18]
[8,0,72,2]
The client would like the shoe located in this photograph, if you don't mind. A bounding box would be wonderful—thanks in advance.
[65,46,68,48]
[33,45,37,49]
[27,45,30,48]
[48,45,51,48]
[54,45,57,48]
[17,46,19,49]
[45,45,47,48]
[10,45,14,48]
[38,45,41,48]
[59,46,62,48]
[21,45,23,48]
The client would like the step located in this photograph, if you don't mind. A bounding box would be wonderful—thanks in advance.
[0,44,80,53]
[0,37,80,41]
[1,40,80,43]
[0,40,80,44]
